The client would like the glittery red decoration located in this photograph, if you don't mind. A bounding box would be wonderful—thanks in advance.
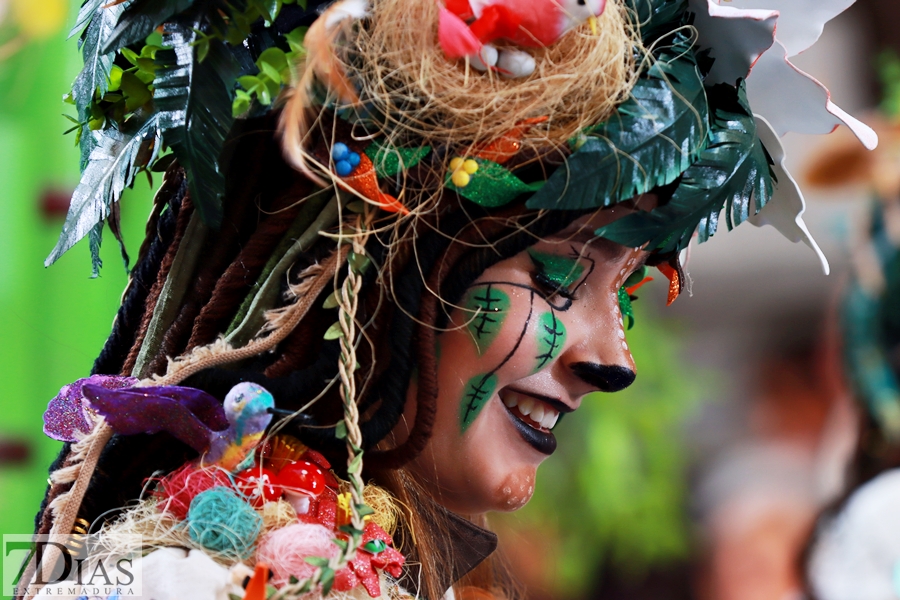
[342,153,409,215]
[625,276,653,296]
[657,264,680,306]
[473,116,548,164]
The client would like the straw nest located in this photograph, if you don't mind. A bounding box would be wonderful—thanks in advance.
[347,0,639,149]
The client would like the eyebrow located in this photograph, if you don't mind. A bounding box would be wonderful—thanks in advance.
[548,228,632,261]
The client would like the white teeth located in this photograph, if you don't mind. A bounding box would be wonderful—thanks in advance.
[518,397,534,416]
[530,403,545,424]
[500,390,562,429]
[543,410,559,430]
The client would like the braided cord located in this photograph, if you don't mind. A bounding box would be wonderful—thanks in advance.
[276,214,374,598]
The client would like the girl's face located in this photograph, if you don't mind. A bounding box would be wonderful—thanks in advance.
[402,207,651,515]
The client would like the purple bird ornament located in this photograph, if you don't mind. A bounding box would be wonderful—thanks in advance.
[45,378,275,473]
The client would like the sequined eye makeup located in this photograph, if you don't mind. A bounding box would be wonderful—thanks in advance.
[618,264,653,330]
[527,249,586,301]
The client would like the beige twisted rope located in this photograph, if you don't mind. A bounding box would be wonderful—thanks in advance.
[275,216,373,598]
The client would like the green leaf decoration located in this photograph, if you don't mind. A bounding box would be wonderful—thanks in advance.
[364,140,432,178]
[618,287,634,330]
[101,0,196,55]
[155,22,239,229]
[69,0,104,40]
[626,0,688,43]
[88,221,104,278]
[45,116,161,271]
[595,82,775,254]
[447,158,542,208]
[526,32,708,211]
[72,0,127,164]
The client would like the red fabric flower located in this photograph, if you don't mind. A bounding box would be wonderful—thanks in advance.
[335,522,406,597]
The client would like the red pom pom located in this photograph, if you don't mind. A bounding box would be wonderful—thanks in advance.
[234,465,283,507]
[155,464,232,520]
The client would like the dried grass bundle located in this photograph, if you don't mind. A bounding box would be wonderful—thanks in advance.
[281,0,640,177]
[348,0,637,147]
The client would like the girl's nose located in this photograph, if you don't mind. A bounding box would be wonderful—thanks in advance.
[568,362,635,392]
[553,284,637,396]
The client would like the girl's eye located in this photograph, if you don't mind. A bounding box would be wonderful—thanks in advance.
[533,271,575,300]
[526,249,583,300]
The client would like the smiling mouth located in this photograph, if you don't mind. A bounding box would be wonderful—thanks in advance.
[498,389,563,455]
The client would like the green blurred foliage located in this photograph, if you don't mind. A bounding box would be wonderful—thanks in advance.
[0,9,150,539]
[878,50,900,119]
[502,304,707,597]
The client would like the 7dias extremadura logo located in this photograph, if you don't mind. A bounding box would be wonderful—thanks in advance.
[3,534,142,598]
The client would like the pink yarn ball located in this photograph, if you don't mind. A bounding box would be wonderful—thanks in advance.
[256,523,339,586]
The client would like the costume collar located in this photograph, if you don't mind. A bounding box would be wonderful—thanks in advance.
[396,501,498,598]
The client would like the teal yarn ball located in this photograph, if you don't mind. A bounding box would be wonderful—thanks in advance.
[187,486,262,560]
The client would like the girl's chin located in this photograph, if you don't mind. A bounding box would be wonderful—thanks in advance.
[492,466,538,512]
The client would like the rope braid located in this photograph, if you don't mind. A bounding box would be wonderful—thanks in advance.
[275,217,372,598]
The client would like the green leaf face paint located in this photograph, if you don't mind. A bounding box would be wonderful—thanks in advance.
[463,285,510,355]
[618,286,635,330]
[527,250,585,290]
[460,373,498,432]
[535,311,566,371]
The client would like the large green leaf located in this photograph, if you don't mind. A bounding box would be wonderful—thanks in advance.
[626,0,688,43]
[526,33,708,211]
[101,0,197,54]
[72,0,124,157]
[595,82,774,254]
[68,0,104,40]
[45,115,161,273]
[155,20,240,229]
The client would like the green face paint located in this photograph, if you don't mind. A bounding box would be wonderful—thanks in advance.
[534,311,566,371]
[463,285,510,355]
[460,373,498,432]
[527,249,585,289]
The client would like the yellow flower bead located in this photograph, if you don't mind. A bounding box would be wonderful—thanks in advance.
[449,157,465,171]
[462,159,479,175]
[451,170,471,187]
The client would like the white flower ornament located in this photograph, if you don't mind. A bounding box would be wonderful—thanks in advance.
[689,0,878,274]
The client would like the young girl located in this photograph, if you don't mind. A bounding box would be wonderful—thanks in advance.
[27,0,874,598]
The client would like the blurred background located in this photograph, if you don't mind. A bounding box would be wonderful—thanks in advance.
[2,1,899,599]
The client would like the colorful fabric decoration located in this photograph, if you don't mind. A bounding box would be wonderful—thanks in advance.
[187,486,263,560]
